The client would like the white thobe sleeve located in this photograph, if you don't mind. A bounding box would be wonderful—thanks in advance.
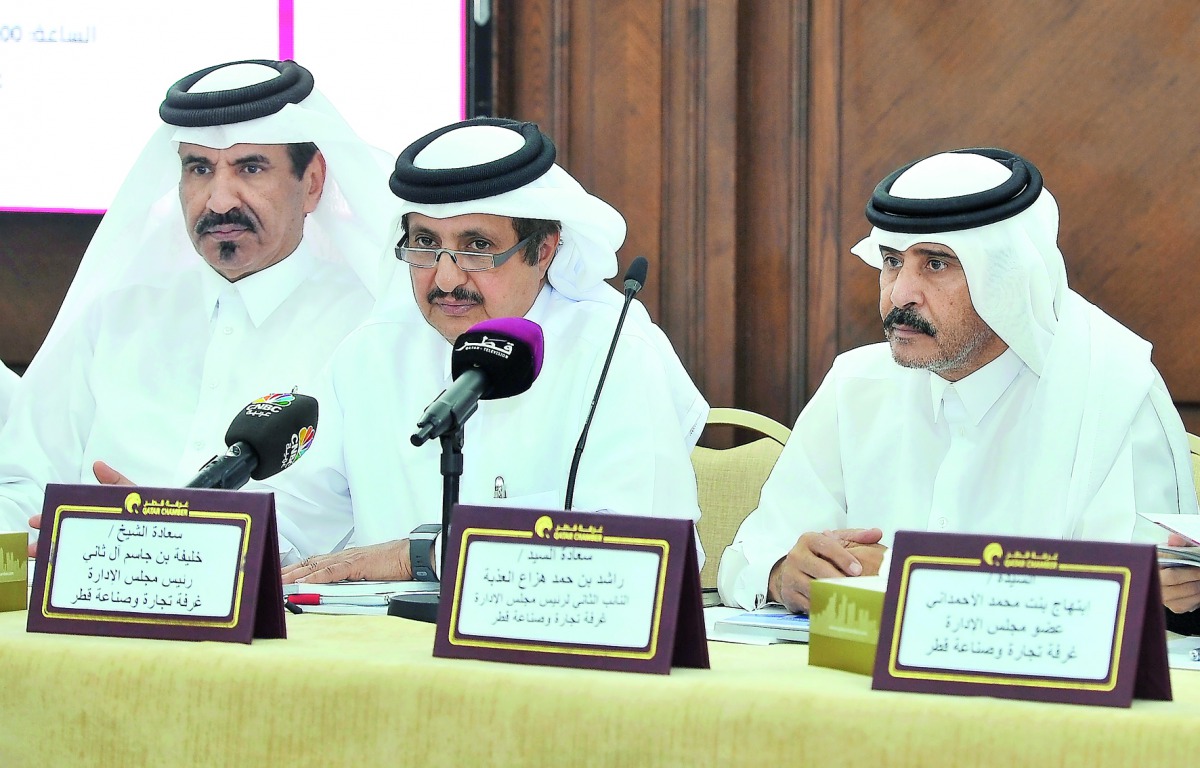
[717,369,849,609]
[1080,394,1199,544]
[251,364,355,562]
[0,326,96,534]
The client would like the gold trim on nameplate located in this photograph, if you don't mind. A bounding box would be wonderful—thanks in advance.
[40,500,253,628]
[887,554,1129,691]
[448,525,670,659]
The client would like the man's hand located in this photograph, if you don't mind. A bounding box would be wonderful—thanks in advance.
[93,460,134,486]
[25,462,135,558]
[27,514,40,558]
[768,528,885,614]
[844,535,888,580]
[1161,533,1200,614]
[281,539,413,585]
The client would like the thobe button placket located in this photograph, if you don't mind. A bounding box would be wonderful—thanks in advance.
[189,283,243,472]
[929,386,970,533]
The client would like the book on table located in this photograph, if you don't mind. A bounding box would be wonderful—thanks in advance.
[1156,545,1200,568]
[711,606,810,643]
[283,580,438,605]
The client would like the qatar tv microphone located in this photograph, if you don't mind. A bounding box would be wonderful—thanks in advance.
[411,317,546,446]
[186,392,319,490]
[563,255,649,510]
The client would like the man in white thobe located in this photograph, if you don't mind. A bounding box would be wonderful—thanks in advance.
[718,148,1197,613]
[270,118,708,580]
[0,59,397,536]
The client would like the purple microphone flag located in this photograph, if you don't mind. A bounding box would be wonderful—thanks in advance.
[461,317,545,380]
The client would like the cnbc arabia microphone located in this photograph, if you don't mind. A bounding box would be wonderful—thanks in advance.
[186,392,319,489]
[564,256,648,510]
[411,317,545,446]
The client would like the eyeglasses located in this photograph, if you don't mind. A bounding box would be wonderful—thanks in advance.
[395,234,534,272]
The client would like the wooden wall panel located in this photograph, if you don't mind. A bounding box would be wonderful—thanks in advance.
[571,0,664,320]
[804,0,842,403]
[736,2,809,423]
[494,1,569,143]
[660,0,738,409]
[496,0,738,411]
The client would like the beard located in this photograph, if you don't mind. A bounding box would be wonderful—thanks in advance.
[195,209,257,263]
[883,306,998,375]
[895,327,995,374]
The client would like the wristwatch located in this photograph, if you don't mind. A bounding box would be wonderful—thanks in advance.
[409,523,442,582]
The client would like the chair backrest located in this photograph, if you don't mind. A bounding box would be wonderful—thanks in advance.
[691,408,790,591]
[1189,433,1200,502]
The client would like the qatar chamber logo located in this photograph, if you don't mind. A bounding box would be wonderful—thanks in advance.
[245,392,295,418]
[281,425,316,469]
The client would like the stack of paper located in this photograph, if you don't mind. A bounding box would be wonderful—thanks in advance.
[1157,545,1200,568]
[283,581,438,614]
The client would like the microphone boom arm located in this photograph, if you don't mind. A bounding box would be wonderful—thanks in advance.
[563,256,648,510]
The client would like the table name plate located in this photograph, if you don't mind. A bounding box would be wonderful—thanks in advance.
[28,484,286,643]
[872,531,1170,707]
[434,505,708,674]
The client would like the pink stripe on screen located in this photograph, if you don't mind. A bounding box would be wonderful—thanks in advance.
[0,207,104,215]
[458,1,467,118]
[278,0,295,60]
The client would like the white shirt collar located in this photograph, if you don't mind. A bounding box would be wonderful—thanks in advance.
[197,238,318,327]
[929,347,1026,426]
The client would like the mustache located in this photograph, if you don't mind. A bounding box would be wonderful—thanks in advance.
[883,307,936,336]
[426,286,485,304]
[195,209,257,236]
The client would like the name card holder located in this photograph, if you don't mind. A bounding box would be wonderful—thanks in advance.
[28,483,286,643]
[871,531,1170,707]
[433,505,709,675]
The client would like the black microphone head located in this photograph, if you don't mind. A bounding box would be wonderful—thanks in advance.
[623,256,649,295]
[224,393,319,480]
[450,318,545,400]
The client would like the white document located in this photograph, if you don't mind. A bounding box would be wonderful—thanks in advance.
[1167,635,1200,670]
[1138,512,1200,544]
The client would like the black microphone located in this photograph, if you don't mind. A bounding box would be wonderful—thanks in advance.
[411,317,545,446]
[186,392,319,489]
[564,256,648,510]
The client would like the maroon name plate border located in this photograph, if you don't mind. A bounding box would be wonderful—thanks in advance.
[28,483,286,643]
[871,530,1169,707]
[433,504,709,675]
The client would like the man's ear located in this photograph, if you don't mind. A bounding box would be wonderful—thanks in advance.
[537,232,561,273]
[303,151,328,214]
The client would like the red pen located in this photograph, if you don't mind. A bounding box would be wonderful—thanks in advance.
[285,593,392,607]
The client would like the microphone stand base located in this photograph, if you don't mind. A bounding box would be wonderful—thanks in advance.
[387,591,441,623]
